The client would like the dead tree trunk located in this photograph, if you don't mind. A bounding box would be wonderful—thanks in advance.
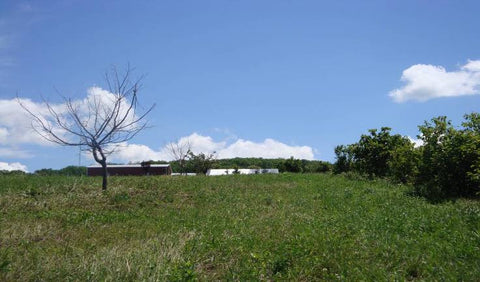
[93,147,108,191]
[101,162,107,191]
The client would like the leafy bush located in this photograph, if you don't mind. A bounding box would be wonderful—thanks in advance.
[415,114,480,199]
[186,151,216,174]
[303,160,332,173]
[283,157,303,173]
[334,112,480,200]
[333,127,418,183]
[333,145,353,174]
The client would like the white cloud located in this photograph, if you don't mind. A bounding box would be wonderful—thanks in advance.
[463,60,480,72]
[216,138,314,159]
[0,86,140,147]
[183,133,227,154]
[106,133,316,164]
[76,87,138,128]
[0,161,28,172]
[106,142,169,163]
[407,136,424,148]
[0,97,56,146]
[0,86,143,163]
[390,60,480,102]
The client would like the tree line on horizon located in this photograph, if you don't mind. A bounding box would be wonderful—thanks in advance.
[21,157,332,176]
[165,157,332,174]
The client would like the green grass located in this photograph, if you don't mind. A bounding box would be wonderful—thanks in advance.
[0,173,479,280]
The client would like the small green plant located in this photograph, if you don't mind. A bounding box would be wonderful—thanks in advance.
[269,256,290,275]
[25,187,40,198]
[110,192,130,204]
[264,196,273,206]
[0,248,11,273]
[169,261,196,281]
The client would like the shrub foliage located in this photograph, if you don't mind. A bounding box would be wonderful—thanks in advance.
[334,113,480,200]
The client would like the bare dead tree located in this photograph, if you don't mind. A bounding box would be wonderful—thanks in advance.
[168,139,191,175]
[18,65,155,190]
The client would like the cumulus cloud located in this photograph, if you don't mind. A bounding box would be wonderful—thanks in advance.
[181,133,227,154]
[0,97,64,146]
[390,60,480,102]
[107,133,315,163]
[75,86,138,129]
[107,143,169,163]
[216,138,314,159]
[0,86,139,152]
[0,161,28,172]
[407,136,424,148]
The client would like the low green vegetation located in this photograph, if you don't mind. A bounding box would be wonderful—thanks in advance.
[1,174,479,280]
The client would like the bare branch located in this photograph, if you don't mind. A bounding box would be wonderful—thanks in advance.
[17,65,155,190]
[168,138,192,175]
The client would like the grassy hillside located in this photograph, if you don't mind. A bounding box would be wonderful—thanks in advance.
[0,174,479,280]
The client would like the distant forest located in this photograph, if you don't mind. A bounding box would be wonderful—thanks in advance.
[8,157,332,176]
[168,157,332,174]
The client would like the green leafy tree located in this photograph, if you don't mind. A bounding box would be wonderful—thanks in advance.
[334,127,416,181]
[388,142,420,184]
[416,114,480,199]
[283,157,303,173]
[186,151,216,174]
[304,161,332,173]
[462,113,480,192]
[351,127,413,178]
[333,112,480,200]
[333,145,353,174]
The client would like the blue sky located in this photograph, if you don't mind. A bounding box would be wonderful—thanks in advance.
[1,0,480,172]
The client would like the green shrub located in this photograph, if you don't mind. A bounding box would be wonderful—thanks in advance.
[334,112,480,200]
[283,157,303,173]
[333,127,419,183]
[415,114,480,199]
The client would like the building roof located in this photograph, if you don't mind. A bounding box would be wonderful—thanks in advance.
[87,164,170,168]
[206,168,279,176]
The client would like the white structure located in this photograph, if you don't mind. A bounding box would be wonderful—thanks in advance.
[206,168,279,176]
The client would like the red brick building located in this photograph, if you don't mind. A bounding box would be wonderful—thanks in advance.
[87,163,171,176]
